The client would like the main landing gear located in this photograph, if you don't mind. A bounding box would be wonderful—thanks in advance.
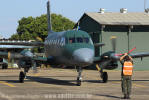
[101,71,108,83]
[19,71,25,83]
[19,68,29,83]
[76,66,82,86]
[96,64,108,83]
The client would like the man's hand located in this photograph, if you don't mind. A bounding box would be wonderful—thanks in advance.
[124,53,128,56]
[120,53,128,61]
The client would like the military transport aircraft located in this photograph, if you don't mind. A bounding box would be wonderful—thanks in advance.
[0,0,149,86]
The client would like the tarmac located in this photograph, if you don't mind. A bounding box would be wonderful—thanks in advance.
[0,68,148,100]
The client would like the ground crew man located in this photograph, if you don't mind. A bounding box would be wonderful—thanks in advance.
[120,53,133,99]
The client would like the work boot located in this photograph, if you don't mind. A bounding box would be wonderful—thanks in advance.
[127,96,131,99]
[123,94,127,99]
[126,94,130,99]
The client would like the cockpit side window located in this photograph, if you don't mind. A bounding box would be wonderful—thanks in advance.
[83,37,89,43]
[69,38,75,43]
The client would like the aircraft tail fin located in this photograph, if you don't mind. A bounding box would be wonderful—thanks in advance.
[47,0,52,33]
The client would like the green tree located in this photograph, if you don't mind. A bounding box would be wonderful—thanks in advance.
[10,14,75,41]
[17,16,34,35]
[10,34,20,40]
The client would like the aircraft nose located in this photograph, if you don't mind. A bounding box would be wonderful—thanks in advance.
[73,48,94,65]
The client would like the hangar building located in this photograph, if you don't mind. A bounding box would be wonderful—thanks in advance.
[75,8,149,70]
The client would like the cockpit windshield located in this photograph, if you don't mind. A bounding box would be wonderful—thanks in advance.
[77,37,83,43]
[66,37,90,44]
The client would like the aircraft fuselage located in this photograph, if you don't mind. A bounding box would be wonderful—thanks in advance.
[44,30,95,66]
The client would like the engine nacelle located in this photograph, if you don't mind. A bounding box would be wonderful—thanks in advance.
[104,61,118,70]
[18,59,32,69]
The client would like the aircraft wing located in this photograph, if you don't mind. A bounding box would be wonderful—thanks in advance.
[93,52,149,64]
[0,51,57,65]
[33,56,47,62]
[0,51,28,59]
[0,45,34,49]
[0,51,9,58]
[94,43,105,47]
[0,41,44,47]
[129,52,149,58]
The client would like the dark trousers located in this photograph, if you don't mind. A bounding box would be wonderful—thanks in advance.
[121,75,132,96]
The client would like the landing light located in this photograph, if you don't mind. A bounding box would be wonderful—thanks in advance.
[104,56,108,58]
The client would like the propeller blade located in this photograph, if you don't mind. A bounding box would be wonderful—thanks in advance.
[115,53,123,56]
[110,36,117,52]
[115,47,136,56]
[128,47,136,54]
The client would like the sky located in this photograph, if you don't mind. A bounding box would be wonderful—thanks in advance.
[0,0,148,38]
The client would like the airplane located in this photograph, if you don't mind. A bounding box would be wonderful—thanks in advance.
[0,45,35,69]
[0,0,149,86]
[0,58,8,69]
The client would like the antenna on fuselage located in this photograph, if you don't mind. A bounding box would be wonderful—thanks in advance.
[47,0,52,33]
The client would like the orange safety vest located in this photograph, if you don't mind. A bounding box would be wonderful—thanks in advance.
[123,61,133,76]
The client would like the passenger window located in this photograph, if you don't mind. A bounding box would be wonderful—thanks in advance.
[65,38,68,44]
[51,40,53,44]
[77,37,83,43]
[57,39,60,45]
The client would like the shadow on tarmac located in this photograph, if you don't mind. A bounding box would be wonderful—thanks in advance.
[26,76,76,86]
[0,76,77,86]
[0,80,21,83]
[86,79,149,84]
[0,75,149,86]
[95,94,122,99]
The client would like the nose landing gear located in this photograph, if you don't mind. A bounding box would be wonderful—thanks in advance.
[76,66,82,86]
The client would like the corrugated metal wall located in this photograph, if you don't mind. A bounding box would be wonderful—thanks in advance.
[102,31,149,70]
[78,16,149,70]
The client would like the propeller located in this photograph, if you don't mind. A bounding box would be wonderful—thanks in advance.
[115,47,136,56]
[21,50,38,73]
[110,36,117,52]
[16,50,38,73]
[110,36,136,58]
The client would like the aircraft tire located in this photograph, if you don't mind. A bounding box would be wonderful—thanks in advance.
[102,72,108,83]
[3,64,8,69]
[2,65,5,69]
[76,77,81,86]
[19,71,25,83]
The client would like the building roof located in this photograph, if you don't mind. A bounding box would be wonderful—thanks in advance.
[84,12,149,25]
